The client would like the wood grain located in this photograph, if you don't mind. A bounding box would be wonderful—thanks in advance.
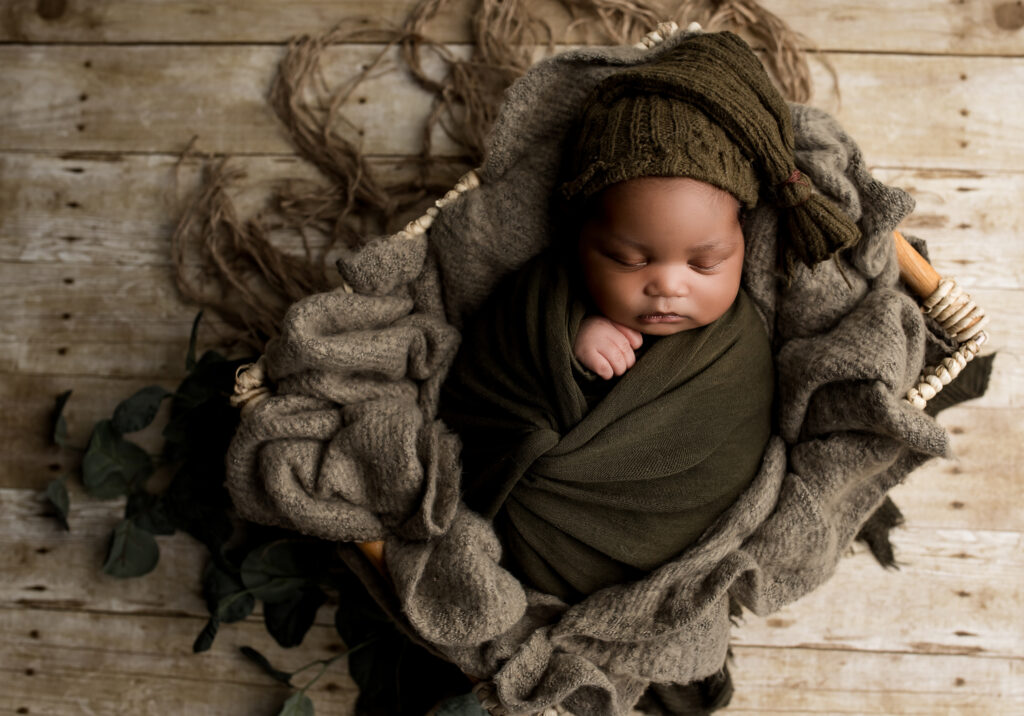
[6,600,1019,715]
[3,486,1021,659]
[1,605,359,716]
[2,154,1021,289]
[726,645,1023,714]
[3,0,1024,56]
[2,45,1023,171]
[3,1,1021,712]
[3,488,1022,715]
[0,151,462,267]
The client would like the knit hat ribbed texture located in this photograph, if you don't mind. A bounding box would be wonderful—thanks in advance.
[559,30,861,273]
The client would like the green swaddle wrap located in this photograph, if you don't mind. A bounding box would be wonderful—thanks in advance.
[440,250,773,600]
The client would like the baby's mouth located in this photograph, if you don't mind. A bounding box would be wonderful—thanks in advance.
[638,312,685,323]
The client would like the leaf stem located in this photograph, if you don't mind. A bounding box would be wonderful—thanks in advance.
[291,636,380,687]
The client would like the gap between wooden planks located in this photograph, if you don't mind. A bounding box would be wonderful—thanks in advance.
[1,45,1023,171]
[2,0,1024,56]
[2,154,1022,289]
[3,486,1022,657]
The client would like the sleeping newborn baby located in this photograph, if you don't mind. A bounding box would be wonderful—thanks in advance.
[438,180,772,601]
[437,31,847,602]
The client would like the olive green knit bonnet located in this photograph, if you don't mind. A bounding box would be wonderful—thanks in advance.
[559,30,861,273]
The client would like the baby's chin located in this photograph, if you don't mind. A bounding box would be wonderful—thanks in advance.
[638,324,698,336]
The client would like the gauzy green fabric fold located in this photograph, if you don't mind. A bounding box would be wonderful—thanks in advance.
[438,250,774,602]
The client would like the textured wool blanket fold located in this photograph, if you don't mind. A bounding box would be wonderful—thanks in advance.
[224,31,991,715]
[438,249,773,601]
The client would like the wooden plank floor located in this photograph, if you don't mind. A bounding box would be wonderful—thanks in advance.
[2,1,1022,713]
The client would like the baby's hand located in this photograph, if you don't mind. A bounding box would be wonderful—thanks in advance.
[573,316,644,380]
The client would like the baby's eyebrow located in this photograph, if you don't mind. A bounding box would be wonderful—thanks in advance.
[688,239,736,253]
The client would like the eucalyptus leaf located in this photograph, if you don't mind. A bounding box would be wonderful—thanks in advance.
[278,691,314,716]
[193,615,220,653]
[52,389,72,447]
[333,572,468,715]
[162,351,245,463]
[162,462,235,554]
[44,475,70,531]
[82,420,153,499]
[239,645,294,685]
[434,694,489,716]
[240,540,311,603]
[169,349,230,416]
[264,586,328,648]
[102,518,160,578]
[202,560,255,624]
[125,492,176,535]
[157,347,247,552]
[112,385,170,434]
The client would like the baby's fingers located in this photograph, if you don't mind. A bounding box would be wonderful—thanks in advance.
[590,354,615,380]
[614,324,644,350]
[602,342,633,376]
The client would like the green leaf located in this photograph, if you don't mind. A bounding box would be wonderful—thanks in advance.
[52,390,72,447]
[202,560,255,624]
[264,586,328,648]
[125,492,176,535]
[186,311,203,372]
[278,691,314,716]
[161,352,246,465]
[102,518,160,578]
[240,540,311,604]
[82,420,153,499]
[434,694,489,716]
[44,475,71,531]
[193,616,220,653]
[112,385,170,434]
[331,573,393,647]
[333,571,468,715]
[169,349,231,417]
[162,469,234,555]
[239,646,294,685]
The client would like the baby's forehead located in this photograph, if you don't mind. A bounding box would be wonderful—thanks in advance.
[576,178,743,237]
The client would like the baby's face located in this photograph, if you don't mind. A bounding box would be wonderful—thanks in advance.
[577,177,745,336]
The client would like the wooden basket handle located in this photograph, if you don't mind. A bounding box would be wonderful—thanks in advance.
[357,540,386,574]
[893,229,941,299]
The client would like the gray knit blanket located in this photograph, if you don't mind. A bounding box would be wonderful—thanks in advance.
[226,31,959,715]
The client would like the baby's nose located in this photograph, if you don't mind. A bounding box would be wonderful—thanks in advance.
[645,267,689,297]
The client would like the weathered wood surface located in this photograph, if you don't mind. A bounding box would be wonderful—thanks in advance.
[4,154,1023,284]
[3,486,1020,656]
[1,606,360,716]
[2,0,1022,713]
[4,0,1024,55]
[3,487,1022,714]
[3,44,1024,172]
